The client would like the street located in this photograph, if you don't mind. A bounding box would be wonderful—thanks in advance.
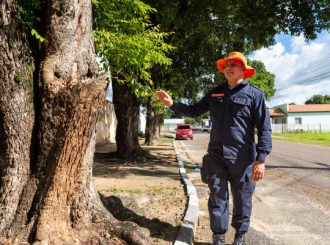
[174,133,330,245]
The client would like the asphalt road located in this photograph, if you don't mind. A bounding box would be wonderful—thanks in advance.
[174,132,330,245]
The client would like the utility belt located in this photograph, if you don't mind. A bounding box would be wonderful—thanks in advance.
[200,153,229,184]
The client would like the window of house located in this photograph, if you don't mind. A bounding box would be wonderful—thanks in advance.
[295,117,302,125]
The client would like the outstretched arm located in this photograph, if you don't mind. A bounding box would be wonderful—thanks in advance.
[156,90,210,118]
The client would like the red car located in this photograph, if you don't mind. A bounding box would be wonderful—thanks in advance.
[175,124,193,140]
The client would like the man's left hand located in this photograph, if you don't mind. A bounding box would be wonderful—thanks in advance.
[252,161,265,182]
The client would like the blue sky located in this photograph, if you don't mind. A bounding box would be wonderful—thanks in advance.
[250,31,330,107]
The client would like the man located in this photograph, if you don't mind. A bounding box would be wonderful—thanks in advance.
[157,51,272,245]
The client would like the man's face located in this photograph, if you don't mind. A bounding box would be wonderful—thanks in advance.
[223,60,245,82]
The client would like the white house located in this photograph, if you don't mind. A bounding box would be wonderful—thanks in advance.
[96,101,117,145]
[96,80,147,144]
[270,104,330,132]
[139,109,147,135]
[96,103,148,145]
[163,118,185,130]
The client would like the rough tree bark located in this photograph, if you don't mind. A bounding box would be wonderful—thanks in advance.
[0,0,35,237]
[0,0,109,242]
[0,0,148,244]
[144,96,161,146]
[112,80,142,158]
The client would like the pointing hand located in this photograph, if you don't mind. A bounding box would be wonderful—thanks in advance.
[156,90,173,107]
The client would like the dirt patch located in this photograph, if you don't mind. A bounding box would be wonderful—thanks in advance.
[93,140,187,244]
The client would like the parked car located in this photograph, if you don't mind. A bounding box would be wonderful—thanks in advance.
[202,126,212,133]
[192,125,202,131]
[175,124,193,140]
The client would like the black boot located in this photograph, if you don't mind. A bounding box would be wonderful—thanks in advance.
[232,232,246,245]
[212,233,225,245]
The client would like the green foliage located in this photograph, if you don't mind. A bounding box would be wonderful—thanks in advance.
[16,0,46,44]
[16,0,42,27]
[14,72,22,83]
[93,0,174,99]
[305,94,330,104]
[145,0,329,103]
[184,117,201,126]
[248,59,276,100]
[163,107,176,119]
[31,29,47,44]
[27,78,34,103]
[150,93,166,116]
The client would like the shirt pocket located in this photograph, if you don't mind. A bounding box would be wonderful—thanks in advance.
[209,97,225,121]
[230,97,251,116]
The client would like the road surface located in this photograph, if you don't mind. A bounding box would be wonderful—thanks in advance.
[174,132,330,245]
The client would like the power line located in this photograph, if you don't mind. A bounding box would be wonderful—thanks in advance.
[274,53,330,92]
[276,71,330,91]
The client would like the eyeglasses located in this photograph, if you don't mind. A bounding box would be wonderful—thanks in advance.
[223,62,241,69]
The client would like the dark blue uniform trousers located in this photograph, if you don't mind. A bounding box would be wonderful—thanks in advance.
[208,157,256,235]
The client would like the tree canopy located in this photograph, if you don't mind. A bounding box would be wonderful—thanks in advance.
[145,0,329,102]
[305,94,330,104]
[248,60,275,100]
[93,0,173,98]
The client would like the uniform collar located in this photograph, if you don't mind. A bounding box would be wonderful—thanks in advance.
[226,79,248,93]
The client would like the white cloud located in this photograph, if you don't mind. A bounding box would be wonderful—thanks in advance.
[291,34,305,52]
[250,32,330,107]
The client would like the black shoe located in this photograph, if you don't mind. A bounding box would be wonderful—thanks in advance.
[212,233,225,245]
[232,232,246,245]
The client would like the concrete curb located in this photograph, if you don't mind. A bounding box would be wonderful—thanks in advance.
[173,140,199,245]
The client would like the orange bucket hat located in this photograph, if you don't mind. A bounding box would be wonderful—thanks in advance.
[216,51,255,79]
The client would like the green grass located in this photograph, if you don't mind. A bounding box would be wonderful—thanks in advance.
[100,187,143,195]
[272,132,330,147]
[148,186,167,195]
[160,135,174,144]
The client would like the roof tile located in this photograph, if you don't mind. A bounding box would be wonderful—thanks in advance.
[288,104,330,112]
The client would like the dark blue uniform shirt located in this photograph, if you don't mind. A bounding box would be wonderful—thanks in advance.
[171,80,272,163]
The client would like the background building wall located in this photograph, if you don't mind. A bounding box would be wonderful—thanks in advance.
[96,102,117,145]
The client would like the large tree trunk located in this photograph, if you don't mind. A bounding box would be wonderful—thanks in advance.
[0,0,35,236]
[112,80,142,158]
[144,96,161,146]
[0,0,121,243]
[35,0,108,240]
